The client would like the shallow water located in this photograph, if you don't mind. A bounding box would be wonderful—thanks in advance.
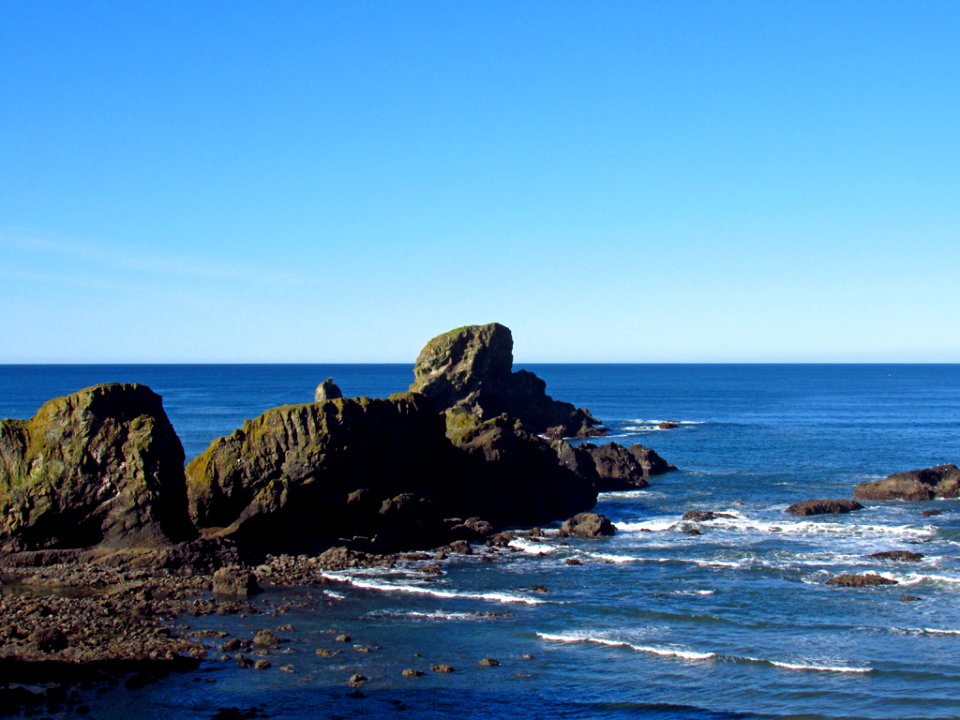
[2,364,959,718]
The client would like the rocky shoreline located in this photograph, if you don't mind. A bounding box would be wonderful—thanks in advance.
[0,323,676,715]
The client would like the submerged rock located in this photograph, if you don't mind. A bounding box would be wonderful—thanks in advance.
[0,383,194,552]
[869,550,924,562]
[785,499,864,516]
[410,323,603,437]
[826,573,898,587]
[853,465,960,501]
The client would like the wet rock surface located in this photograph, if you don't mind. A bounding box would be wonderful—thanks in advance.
[558,512,616,538]
[785,499,864,516]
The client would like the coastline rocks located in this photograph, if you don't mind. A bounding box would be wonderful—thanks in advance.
[853,465,960,501]
[681,510,734,522]
[212,567,263,598]
[409,323,603,437]
[0,383,195,552]
[314,378,343,403]
[785,499,864,517]
[826,573,898,587]
[559,512,616,538]
[568,442,676,492]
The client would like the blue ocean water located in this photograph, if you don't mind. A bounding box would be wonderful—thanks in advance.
[2,364,960,719]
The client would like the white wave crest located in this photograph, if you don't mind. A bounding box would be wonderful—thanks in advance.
[320,572,547,605]
[740,655,873,673]
[536,631,715,661]
[509,538,559,555]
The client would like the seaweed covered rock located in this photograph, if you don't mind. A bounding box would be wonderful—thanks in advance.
[410,323,603,437]
[853,465,960,502]
[0,383,194,552]
[566,442,677,492]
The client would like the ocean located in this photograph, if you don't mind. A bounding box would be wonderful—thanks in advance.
[2,364,960,719]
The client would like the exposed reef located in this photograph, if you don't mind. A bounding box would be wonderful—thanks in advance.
[854,464,960,501]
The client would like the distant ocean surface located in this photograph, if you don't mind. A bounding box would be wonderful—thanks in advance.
[3,364,960,720]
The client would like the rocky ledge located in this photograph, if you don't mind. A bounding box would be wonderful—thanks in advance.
[854,464,960,501]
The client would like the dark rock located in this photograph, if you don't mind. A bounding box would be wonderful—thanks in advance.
[826,573,898,587]
[680,526,702,536]
[785,499,864,516]
[658,421,680,430]
[567,442,676,491]
[314,378,343,403]
[921,509,944,517]
[212,567,262,598]
[430,664,455,673]
[401,668,424,678]
[0,383,194,552]
[253,659,271,670]
[870,550,924,562]
[478,657,500,667]
[409,323,604,437]
[559,512,616,538]
[252,630,278,648]
[854,464,960,502]
[681,510,735,522]
[347,673,367,687]
[900,595,923,602]
[564,557,582,566]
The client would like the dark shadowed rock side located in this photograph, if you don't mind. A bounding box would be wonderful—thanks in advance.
[0,383,195,553]
[409,323,603,438]
[562,442,677,492]
[854,464,960,501]
[785,499,864,516]
[186,393,598,557]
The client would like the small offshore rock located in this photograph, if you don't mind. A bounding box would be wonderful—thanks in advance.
[478,657,500,667]
[314,378,343,403]
[335,633,352,643]
[431,664,455,674]
[348,673,367,687]
[559,512,616,538]
[279,664,294,673]
[401,668,424,678]
[253,629,279,648]
[785,499,864,516]
[213,567,262,598]
[900,595,924,602]
[565,557,582,566]
[870,550,924,562]
[681,510,734,522]
[827,573,898,587]
[253,659,271,670]
[315,648,336,657]
[658,421,680,430]
[854,464,960,501]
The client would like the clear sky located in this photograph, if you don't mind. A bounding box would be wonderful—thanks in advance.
[2,1,958,362]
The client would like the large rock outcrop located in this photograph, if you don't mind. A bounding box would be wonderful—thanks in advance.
[853,465,960,502]
[785,499,864,516]
[0,384,194,552]
[409,323,603,437]
[186,393,598,556]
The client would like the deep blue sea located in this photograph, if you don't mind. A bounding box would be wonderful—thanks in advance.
[3,364,960,720]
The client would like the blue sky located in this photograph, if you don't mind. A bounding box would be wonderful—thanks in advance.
[2,1,958,362]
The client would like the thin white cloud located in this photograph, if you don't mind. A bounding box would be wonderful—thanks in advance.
[0,228,309,287]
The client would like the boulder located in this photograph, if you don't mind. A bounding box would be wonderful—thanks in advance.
[568,442,676,492]
[314,378,343,403]
[559,512,616,538]
[785,499,864,516]
[212,566,262,598]
[0,383,194,552]
[853,465,960,501]
[681,510,735,522]
[826,573,898,587]
[658,421,680,430]
[410,323,603,437]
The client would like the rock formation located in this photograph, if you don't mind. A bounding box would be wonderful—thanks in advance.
[409,323,603,437]
[314,378,343,403]
[185,393,597,556]
[785,499,864,516]
[558,512,616,538]
[564,442,677,492]
[853,464,960,501]
[0,384,194,552]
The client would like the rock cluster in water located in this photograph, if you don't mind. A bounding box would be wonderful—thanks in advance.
[0,323,675,561]
[854,464,960,501]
